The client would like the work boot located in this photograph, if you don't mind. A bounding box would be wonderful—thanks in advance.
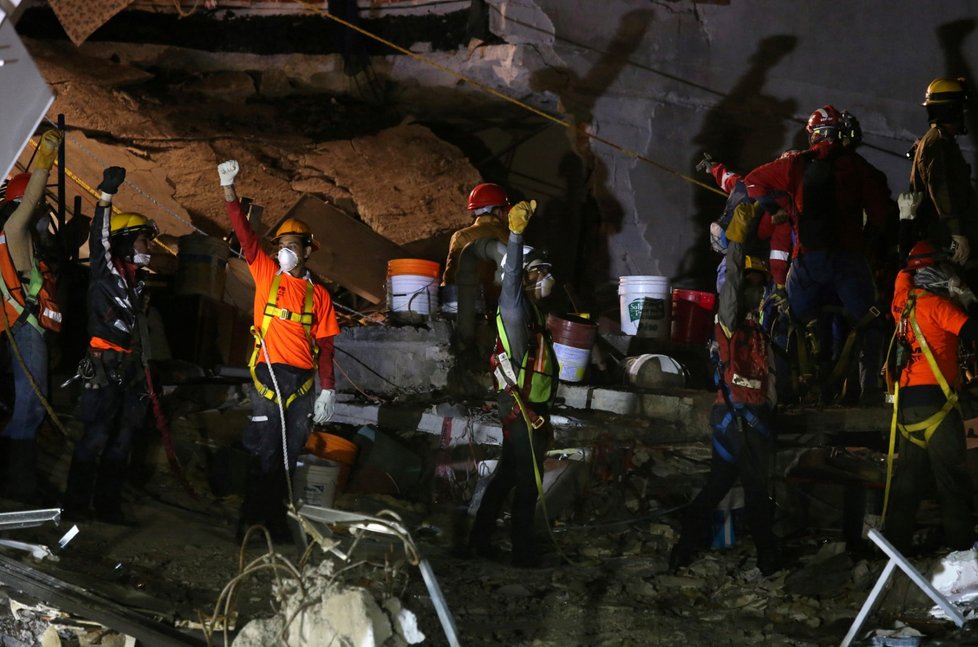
[669,542,696,572]
[93,460,136,526]
[4,439,38,504]
[62,458,97,521]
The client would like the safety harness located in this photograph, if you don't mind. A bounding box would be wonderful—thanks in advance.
[0,234,62,334]
[491,303,556,431]
[248,272,317,409]
[881,290,959,522]
[711,325,770,464]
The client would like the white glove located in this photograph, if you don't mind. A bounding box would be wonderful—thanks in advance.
[948,275,977,309]
[951,234,970,265]
[217,160,239,186]
[313,389,335,424]
[897,191,922,221]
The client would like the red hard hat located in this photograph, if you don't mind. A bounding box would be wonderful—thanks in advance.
[467,183,509,212]
[806,105,843,134]
[906,240,943,270]
[3,173,31,203]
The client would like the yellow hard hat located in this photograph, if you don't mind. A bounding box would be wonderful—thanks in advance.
[110,212,158,239]
[273,217,319,251]
[744,255,769,274]
[923,77,967,106]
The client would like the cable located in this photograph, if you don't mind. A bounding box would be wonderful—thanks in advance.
[293,0,726,198]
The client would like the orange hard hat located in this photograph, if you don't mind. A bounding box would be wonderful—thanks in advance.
[3,173,31,203]
[273,217,319,251]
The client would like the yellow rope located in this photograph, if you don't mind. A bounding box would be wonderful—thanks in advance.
[293,0,726,198]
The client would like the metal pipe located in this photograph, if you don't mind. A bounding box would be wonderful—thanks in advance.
[456,237,505,343]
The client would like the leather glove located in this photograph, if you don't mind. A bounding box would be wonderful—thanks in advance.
[695,152,714,175]
[313,389,336,424]
[507,200,537,234]
[34,129,62,170]
[725,202,759,243]
[951,234,970,265]
[97,167,126,195]
[217,160,239,186]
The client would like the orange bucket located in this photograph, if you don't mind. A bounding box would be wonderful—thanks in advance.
[387,258,440,279]
[304,432,358,490]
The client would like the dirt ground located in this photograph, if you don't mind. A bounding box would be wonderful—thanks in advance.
[0,403,975,647]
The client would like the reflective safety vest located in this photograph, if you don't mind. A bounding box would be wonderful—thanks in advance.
[248,272,317,409]
[492,302,557,405]
[0,232,61,333]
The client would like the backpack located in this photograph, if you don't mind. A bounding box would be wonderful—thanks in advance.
[797,156,837,250]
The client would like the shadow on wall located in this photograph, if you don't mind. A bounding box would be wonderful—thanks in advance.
[937,19,977,166]
[674,35,799,291]
[529,9,652,303]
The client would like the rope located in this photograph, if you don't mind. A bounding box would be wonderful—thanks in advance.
[0,301,69,438]
[258,340,295,504]
[293,0,726,198]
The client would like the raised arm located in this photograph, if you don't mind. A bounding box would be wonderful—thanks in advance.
[218,160,260,263]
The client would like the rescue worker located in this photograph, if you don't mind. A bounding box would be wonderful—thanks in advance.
[0,129,64,502]
[744,105,897,405]
[904,77,977,271]
[442,182,510,316]
[468,198,559,568]
[62,166,156,523]
[669,215,781,577]
[883,240,978,554]
[217,160,340,541]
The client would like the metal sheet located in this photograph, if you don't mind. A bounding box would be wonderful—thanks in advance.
[0,21,53,186]
[268,194,406,304]
[0,508,62,531]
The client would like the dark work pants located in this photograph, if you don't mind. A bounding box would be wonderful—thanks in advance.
[65,353,148,513]
[884,403,975,553]
[471,392,550,561]
[677,404,777,561]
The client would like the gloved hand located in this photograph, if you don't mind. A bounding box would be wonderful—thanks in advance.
[97,167,126,195]
[951,234,970,265]
[695,152,714,175]
[217,160,239,186]
[769,284,788,310]
[947,275,977,309]
[34,129,62,170]
[313,389,336,424]
[507,200,537,234]
[725,202,759,243]
[897,191,921,221]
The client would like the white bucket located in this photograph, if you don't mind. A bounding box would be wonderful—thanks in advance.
[294,454,341,507]
[439,284,485,317]
[389,274,440,316]
[618,275,670,338]
[552,342,589,382]
[623,354,687,389]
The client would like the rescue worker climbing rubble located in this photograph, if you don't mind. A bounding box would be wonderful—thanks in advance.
[744,105,897,406]
[669,216,781,577]
[217,159,340,542]
[882,240,978,554]
[467,197,559,568]
[62,166,155,523]
[904,78,978,274]
[0,129,64,503]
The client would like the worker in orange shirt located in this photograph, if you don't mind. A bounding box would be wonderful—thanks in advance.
[217,160,340,542]
[884,240,978,554]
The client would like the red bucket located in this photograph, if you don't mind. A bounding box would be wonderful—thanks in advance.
[670,289,716,344]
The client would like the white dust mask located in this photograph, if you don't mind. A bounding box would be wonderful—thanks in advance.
[133,253,151,267]
[277,247,299,272]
